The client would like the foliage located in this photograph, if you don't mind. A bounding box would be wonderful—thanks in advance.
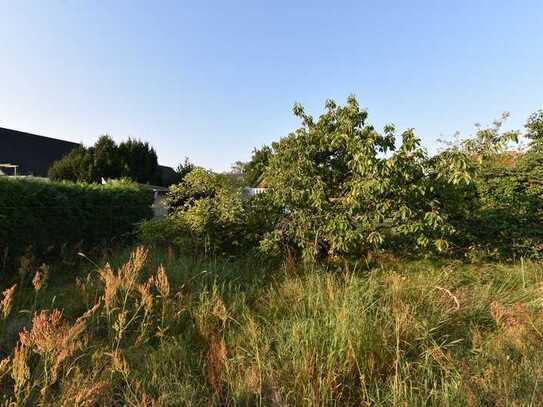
[93,135,122,180]
[136,99,543,262]
[153,169,247,256]
[230,160,246,176]
[454,112,519,166]
[117,138,159,184]
[0,178,153,271]
[525,109,543,144]
[141,168,280,257]
[2,247,543,405]
[262,97,472,261]
[49,136,161,185]
[48,146,95,183]
[243,145,272,186]
[470,166,543,257]
[174,157,196,184]
[138,99,543,262]
[165,168,231,214]
[437,113,543,258]
[519,109,543,179]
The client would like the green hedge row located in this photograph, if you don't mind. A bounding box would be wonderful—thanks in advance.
[0,178,153,267]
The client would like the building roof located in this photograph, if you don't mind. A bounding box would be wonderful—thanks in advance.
[157,165,177,186]
[254,173,269,188]
[0,127,80,176]
[0,126,176,183]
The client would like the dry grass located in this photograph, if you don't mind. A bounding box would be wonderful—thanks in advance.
[1,248,543,405]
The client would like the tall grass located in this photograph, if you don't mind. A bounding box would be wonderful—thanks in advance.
[1,249,542,405]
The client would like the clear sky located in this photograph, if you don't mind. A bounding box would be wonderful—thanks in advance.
[1,1,542,171]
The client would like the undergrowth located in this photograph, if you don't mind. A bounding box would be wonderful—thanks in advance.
[1,248,542,406]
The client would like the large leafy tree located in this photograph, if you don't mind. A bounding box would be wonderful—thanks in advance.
[526,110,543,143]
[261,96,472,260]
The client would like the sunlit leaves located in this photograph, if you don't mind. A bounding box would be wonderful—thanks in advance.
[262,96,472,260]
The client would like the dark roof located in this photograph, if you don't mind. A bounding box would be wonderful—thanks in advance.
[157,165,177,186]
[0,127,80,176]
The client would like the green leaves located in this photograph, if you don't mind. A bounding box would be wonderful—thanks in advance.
[159,169,280,257]
[262,96,470,261]
[155,100,543,262]
[526,110,543,144]
[49,137,160,185]
[0,178,153,267]
[242,146,272,187]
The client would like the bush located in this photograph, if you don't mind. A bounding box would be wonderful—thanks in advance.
[0,178,153,270]
[438,112,543,259]
[140,168,280,257]
[456,166,543,258]
[243,145,272,186]
[140,169,245,256]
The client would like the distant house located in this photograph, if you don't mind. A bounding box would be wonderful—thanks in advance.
[242,174,268,199]
[0,127,80,177]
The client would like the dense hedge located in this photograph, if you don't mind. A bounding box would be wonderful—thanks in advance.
[0,178,153,267]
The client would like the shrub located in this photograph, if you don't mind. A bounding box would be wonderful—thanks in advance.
[439,112,543,258]
[173,157,196,184]
[48,146,95,183]
[0,178,153,271]
[143,169,245,256]
[140,169,280,257]
[474,167,543,257]
[165,168,230,214]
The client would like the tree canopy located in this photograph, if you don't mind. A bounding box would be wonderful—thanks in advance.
[49,136,161,185]
[260,96,473,260]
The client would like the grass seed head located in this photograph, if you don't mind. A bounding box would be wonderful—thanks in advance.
[0,356,10,380]
[120,246,148,287]
[1,284,16,319]
[11,342,30,391]
[137,281,154,314]
[155,265,170,298]
[32,264,50,292]
[111,350,130,375]
[99,263,120,311]
[61,379,109,407]
[18,309,87,383]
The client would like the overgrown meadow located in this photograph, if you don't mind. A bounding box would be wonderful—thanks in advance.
[1,97,543,405]
[2,249,543,405]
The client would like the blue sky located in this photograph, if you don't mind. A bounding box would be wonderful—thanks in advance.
[1,1,542,171]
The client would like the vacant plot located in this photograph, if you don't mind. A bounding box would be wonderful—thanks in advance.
[1,247,542,405]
